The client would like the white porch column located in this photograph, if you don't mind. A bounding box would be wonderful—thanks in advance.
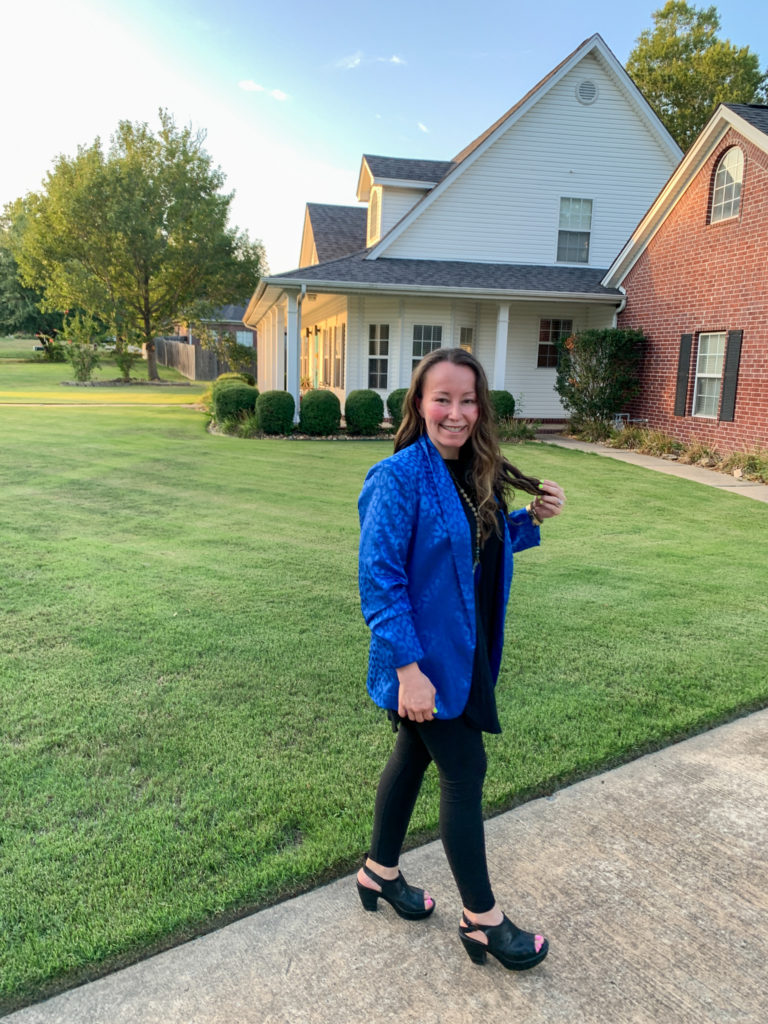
[286,292,300,421]
[493,303,509,389]
[266,309,275,389]
[276,303,286,391]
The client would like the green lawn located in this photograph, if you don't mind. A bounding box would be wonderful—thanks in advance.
[0,336,208,404]
[1,355,767,1012]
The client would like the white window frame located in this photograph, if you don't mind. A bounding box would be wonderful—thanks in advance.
[537,318,572,368]
[557,198,592,263]
[368,324,389,390]
[412,324,443,371]
[459,326,474,352]
[692,332,726,418]
[711,148,743,224]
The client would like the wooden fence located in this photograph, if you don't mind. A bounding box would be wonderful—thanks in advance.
[153,338,255,382]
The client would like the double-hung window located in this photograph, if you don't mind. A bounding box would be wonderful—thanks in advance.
[368,324,389,389]
[412,324,442,371]
[537,318,572,367]
[557,198,592,263]
[692,333,726,417]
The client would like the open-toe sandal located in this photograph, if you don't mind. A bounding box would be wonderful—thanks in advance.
[459,912,548,970]
[357,862,435,920]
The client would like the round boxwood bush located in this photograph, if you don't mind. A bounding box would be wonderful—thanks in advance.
[345,389,384,435]
[217,371,256,387]
[256,390,295,435]
[299,389,341,436]
[212,380,259,422]
[489,390,515,421]
[386,388,408,429]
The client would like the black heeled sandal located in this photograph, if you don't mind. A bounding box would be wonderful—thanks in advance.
[356,862,435,920]
[459,912,548,970]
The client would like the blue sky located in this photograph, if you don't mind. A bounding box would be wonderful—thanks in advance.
[3,0,765,274]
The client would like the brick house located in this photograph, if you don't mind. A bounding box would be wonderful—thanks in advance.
[603,104,768,455]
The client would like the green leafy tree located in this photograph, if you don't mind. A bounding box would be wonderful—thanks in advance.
[0,202,64,337]
[554,328,645,434]
[627,2,767,151]
[11,110,266,379]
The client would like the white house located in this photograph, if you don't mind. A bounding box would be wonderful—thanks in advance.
[243,34,682,420]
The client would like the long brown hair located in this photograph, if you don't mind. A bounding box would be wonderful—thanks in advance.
[394,348,541,538]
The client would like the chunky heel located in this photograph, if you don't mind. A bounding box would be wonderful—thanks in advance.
[356,861,435,920]
[459,929,488,964]
[356,881,380,912]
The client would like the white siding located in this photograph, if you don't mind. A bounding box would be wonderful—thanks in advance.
[383,53,679,265]
[380,186,429,237]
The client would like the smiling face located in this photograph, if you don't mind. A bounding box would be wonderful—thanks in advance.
[418,360,479,459]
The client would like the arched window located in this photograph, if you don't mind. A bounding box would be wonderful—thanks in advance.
[710,147,743,223]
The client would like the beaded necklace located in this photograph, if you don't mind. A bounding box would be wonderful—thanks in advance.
[451,476,482,569]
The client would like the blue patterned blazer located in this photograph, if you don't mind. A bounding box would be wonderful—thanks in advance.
[358,434,540,719]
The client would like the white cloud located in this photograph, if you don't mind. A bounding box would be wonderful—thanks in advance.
[418,122,429,133]
[337,51,363,70]
[239,81,288,101]
[338,51,405,69]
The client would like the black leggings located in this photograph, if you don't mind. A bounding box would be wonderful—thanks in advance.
[369,715,495,913]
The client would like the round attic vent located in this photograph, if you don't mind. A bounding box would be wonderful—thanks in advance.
[576,79,598,105]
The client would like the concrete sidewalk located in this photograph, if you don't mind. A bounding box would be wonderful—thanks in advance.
[536,434,768,503]
[7,709,768,1024]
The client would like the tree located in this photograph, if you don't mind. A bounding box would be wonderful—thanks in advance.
[0,202,63,337]
[627,2,767,151]
[11,111,266,379]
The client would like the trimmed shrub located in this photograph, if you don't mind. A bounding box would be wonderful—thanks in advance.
[386,388,408,429]
[345,389,384,435]
[217,371,255,387]
[257,390,295,435]
[211,380,259,422]
[299,389,341,436]
[489,390,515,421]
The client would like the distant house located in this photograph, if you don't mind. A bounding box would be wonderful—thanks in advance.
[175,305,255,348]
[243,34,681,419]
[604,104,768,454]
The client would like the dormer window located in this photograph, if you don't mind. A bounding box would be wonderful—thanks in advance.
[557,198,592,263]
[710,147,743,224]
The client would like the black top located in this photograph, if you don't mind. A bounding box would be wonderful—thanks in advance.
[444,448,503,734]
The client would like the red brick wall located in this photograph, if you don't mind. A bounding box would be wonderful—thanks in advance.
[619,126,768,455]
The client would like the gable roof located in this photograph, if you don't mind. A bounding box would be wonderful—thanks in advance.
[366,33,681,260]
[724,103,768,136]
[362,155,454,183]
[305,203,367,263]
[356,155,454,201]
[603,103,768,288]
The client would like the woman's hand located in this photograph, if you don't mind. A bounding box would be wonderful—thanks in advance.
[534,480,566,520]
[396,663,437,723]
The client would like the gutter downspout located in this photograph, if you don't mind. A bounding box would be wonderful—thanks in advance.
[612,287,627,327]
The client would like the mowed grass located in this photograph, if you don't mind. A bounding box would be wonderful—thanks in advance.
[0,336,208,404]
[1,392,768,1010]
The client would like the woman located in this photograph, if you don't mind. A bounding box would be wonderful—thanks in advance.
[357,347,565,971]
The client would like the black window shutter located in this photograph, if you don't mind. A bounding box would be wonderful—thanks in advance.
[719,330,743,422]
[674,334,693,417]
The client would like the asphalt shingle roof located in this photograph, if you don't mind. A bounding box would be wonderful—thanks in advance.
[306,203,368,262]
[362,155,455,183]
[725,104,768,137]
[269,253,619,296]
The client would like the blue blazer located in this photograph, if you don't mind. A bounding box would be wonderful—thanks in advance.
[358,434,540,719]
